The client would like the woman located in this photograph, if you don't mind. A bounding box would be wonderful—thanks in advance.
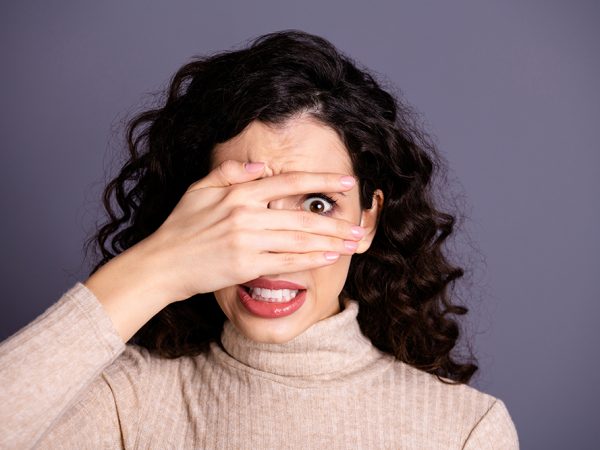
[0,30,519,448]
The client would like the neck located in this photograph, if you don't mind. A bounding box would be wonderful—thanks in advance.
[209,298,393,387]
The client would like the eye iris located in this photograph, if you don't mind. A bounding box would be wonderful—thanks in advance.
[310,200,325,213]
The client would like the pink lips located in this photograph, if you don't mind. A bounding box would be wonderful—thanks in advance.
[237,285,307,318]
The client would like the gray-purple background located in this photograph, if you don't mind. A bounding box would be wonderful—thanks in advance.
[1,1,598,448]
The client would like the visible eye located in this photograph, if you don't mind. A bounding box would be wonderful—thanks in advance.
[301,193,338,216]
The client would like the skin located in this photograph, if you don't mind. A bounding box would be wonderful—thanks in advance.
[210,116,384,344]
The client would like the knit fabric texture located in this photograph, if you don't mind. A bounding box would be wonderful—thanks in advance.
[0,282,519,449]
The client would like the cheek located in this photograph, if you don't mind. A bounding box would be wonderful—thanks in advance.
[309,254,353,296]
[213,286,238,317]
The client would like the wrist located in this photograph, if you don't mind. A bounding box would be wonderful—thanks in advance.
[83,240,171,342]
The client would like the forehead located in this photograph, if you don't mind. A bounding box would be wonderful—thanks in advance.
[211,117,354,175]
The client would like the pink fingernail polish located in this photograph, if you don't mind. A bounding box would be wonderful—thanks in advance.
[344,241,359,250]
[244,162,265,172]
[340,176,356,187]
[324,252,340,261]
[351,226,365,237]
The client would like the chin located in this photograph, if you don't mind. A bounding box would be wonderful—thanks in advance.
[243,327,300,344]
[236,305,314,344]
[215,287,314,344]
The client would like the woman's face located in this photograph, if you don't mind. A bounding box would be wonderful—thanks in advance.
[211,116,382,344]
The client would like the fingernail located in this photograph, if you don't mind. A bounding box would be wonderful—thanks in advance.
[344,241,359,251]
[245,162,265,172]
[340,176,356,187]
[351,226,365,238]
[324,252,340,261]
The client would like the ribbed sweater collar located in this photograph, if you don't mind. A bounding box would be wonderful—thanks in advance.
[215,298,390,382]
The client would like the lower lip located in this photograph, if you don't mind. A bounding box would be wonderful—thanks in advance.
[237,285,307,318]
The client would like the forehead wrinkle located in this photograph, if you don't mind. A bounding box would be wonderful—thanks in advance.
[211,119,355,176]
[261,140,353,174]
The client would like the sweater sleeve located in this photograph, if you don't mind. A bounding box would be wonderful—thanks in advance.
[0,282,128,449]
[462,398,520,450]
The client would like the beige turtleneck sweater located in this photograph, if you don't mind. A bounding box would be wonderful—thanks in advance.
[0,282,519,449]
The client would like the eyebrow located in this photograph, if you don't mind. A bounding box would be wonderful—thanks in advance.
[319,191,347,198]
[306,191,346,198]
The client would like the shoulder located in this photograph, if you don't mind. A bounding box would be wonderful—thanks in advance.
[461,396,519,449]
[100,343,211,392]
[102,343,194,377]
[386,360,519,449]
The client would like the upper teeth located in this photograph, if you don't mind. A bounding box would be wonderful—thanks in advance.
[249,287,300,302]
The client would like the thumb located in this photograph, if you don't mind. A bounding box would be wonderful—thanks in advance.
[187,159,266,192]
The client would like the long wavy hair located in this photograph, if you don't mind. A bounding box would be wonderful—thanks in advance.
[85,29,478,384]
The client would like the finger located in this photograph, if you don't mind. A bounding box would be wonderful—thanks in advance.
[247,229,359,255]
[187,159,266,192]
[232,171,357,203]
[229,207,365,241]
[256,251,341,275]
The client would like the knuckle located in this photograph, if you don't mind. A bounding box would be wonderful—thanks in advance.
[228,206,250,228]
[220,159,238,172]
[223,185,244,204]
[286,171,303,189]
[298,211,313,229]
[216,160,237,185]
[293,231,307,244]
[281,253,296,267]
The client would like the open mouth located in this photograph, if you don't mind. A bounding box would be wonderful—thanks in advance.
[237,285,308,318]
[240,285,307,303]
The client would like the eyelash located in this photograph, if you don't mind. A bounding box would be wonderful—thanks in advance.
[302,193,338,216]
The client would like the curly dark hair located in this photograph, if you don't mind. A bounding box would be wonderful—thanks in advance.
[84,29,478,384]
